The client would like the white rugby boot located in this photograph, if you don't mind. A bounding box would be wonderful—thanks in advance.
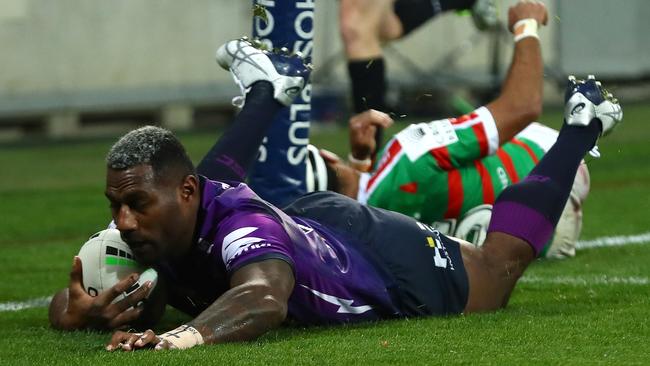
[215,37,311,107]
[564,75,623,157]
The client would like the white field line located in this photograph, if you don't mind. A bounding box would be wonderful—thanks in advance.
[520,275,649,286]
[1,232,649,313]
[576,231,650,250]
[0,296,52,312]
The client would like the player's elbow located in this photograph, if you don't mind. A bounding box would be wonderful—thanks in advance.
[48,289,72,331]
[242,283,289,326]
[260,293,289,326]
[511,95,542,125]
[524,95,543,122]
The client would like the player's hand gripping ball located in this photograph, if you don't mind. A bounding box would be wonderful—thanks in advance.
[77,229,158,302]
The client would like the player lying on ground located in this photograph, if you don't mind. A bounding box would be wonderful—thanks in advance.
[307,1,578,257]
[48,37,621,352]
[325,115,590,258]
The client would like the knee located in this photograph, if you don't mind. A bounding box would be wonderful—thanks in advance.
[340,19,364,49]
[467,233,534,310]
[340,4,368,44]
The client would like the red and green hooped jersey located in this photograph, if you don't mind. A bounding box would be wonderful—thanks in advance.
[357,107,556,225]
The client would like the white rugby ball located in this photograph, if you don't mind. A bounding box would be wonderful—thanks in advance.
[78,228,157,302]
[454,204,493,247]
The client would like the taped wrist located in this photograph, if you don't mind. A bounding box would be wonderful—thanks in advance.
[158,324,204,350]
[513,18,539,42]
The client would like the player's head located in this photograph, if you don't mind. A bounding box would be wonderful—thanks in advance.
[105,126,199,265]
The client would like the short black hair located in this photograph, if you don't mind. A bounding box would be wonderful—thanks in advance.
[106,126,195,182]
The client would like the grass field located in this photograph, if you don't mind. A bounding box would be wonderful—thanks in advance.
[1,104,649,365]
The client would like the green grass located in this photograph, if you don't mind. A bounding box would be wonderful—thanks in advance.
[1,104,649,364]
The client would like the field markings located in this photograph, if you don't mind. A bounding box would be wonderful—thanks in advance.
[1,232,649,313]
[0,296,52,312]
[520,275,649,286]
[576,231,650,250]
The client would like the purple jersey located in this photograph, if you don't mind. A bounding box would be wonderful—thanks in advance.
[158,177,400,324]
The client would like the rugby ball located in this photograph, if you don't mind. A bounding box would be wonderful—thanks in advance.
[454,204,493,247]
[78,228,157,302]
[305,144,328,192]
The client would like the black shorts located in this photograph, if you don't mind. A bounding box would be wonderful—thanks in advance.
[394,0,438,36]
[284,191,469,317]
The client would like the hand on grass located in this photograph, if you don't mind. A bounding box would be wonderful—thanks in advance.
[106,329,172,351]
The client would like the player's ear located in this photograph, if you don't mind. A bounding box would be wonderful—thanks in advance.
[180,174,198,201]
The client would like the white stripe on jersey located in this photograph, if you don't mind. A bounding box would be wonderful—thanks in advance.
[449,106,499,155]
[474,106,500,155]
[515,122,559,152]
[356,140,406,203]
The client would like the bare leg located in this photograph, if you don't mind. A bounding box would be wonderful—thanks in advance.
[339,0,403,61]
[461,233,534,312]
[340,0,402,150]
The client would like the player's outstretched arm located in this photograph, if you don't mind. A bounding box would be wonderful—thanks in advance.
[106,259,295,351]
[48,256,153,331]
[485,0,548,144]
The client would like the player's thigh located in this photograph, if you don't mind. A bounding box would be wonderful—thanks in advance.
[340,0,399,39]
[461,232,535,312]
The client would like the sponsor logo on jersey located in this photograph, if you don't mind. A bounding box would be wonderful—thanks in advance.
[396,120,459,162]
[416,222,455,270]
[221,227,271,266]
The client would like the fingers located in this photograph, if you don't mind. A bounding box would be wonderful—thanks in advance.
[106,305,144,330]
[509,0,548,29]
[120,332,142,352]
[154,339,173,351]
[319,149,341,164]
[538,0,549,25]
[103,280,152,329]
[135,329,159,349]
[106,329,159,352]
[106,330,132,351]
[349,110,393,130]
[67,256,85,296]
[348,112,368,130]
[113,280,153,313]
[366,109,394,129]
[96,272,140,306]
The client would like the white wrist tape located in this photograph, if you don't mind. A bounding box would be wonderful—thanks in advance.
[513,18,539,42]
[158,325,204,350]
[348,153,372,172]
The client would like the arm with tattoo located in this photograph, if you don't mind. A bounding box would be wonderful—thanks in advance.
[106,259,295,351]
[190,259,295,343]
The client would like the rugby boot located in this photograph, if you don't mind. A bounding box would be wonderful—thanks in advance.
[564,75,623,157]
[216,37,312,107]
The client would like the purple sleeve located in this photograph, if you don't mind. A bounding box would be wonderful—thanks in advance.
[215,212,295,273]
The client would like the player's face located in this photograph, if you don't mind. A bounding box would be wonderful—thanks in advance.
[105,164,197,265]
